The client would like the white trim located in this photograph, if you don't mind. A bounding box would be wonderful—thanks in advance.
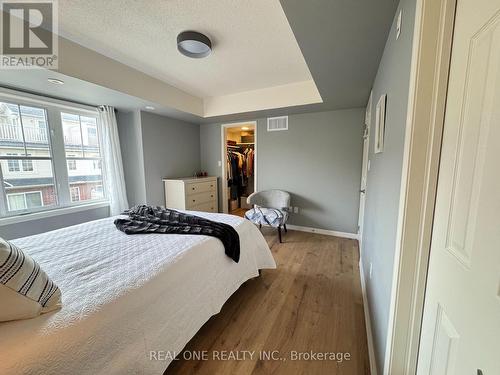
[383,0,456,374]
[359,260,378,375]
[220,121,257,214]
[286,224,358,240]
[0,201,109,226]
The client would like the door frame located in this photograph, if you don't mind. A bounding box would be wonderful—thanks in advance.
[358,90,372,248]
[383,0,457,374]
[220,121,258,214]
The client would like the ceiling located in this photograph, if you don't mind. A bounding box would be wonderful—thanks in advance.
[58,0,314,99]
[0,0,399,121]
[227,124,255,134]
[279,0,399,111]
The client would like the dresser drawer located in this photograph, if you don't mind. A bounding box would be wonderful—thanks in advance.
[189,200,217,213]
[186,180,216,195]
[186,191,216,208]
[164,177,218,212]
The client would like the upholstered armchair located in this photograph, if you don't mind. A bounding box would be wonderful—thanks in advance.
[244,190,291,243]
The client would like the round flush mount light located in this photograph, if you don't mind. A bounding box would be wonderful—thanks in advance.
[177,31,212,58]
[145,105,155,110]
[47,78,64,85]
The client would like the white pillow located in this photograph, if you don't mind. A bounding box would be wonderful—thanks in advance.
[0,237,61,322]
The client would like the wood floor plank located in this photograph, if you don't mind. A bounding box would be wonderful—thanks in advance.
[165,229,370,375]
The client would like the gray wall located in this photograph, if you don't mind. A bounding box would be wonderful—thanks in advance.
[140,111,201,206]
[0,205,110,240]
[117,110,147,206]
[201,108,364,233]
[360,0,416,372]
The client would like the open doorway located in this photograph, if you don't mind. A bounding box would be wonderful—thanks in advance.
[221,121,257,217]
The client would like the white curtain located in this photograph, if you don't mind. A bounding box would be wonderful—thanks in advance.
[99,106,129,215]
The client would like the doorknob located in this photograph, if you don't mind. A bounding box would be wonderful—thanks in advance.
[360,189,366,194]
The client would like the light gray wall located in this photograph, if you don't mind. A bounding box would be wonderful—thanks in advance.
[360,0,416,372]
[201,108,364,233]
[0,205,110,240]
[200,122,225,212]
[117,110,147,206]
[140,111,201,206]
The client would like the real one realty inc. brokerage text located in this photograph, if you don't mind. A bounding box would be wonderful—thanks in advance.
[150,350,352,363]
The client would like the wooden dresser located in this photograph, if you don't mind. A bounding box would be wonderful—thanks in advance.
[163,177,218,213]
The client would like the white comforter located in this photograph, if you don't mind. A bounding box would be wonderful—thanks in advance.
[0,211,276,375]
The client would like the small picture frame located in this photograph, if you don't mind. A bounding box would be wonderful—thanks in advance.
[374,94,387,154]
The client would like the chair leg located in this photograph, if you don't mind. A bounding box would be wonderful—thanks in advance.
[284,223,287,233]
[278,226,282,243]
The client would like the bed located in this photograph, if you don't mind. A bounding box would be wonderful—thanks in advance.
[0,211,276,375]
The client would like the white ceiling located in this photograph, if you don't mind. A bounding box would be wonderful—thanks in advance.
[58,0,314,99]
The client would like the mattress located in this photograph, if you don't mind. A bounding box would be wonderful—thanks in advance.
[0,211,276,375]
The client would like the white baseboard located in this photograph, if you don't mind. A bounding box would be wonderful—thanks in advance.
[359,260,378,375]
[286,224,359,240]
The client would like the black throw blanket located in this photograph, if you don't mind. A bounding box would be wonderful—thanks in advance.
[114,205,240,262]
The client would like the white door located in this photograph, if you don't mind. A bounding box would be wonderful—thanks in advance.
[358,92,372,244]
[417,1,500,375]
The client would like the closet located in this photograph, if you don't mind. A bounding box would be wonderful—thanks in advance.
[225,124,255,217]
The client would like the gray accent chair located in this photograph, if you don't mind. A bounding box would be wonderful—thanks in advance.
[245,190,291,243]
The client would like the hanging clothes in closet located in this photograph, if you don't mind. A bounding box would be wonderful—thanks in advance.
[227,146,254,203]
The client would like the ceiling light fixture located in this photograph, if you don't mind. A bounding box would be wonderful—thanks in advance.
[145,105,155,110]
[241,127,249,130]
[47,78,64,85]
[177,31,212,58]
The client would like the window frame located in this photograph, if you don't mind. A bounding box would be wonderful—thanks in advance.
[0,89,108,218]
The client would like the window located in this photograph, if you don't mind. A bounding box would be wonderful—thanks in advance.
[70,186,80,202]
[6,154,33,172]
[87,126,97,138]
[62,113,103,204]
[7,154,20,172]
[0,102,55,214]
[22,159,33,172]
[91,185,104,200]
[0,92,106,217]
[7,191,43,211]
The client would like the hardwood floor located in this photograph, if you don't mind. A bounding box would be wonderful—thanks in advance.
[230,208,247,218]
[165,228,370,375]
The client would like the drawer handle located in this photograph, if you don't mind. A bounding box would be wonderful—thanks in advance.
[192,187,195,190]
[210,195,214,198]
[192,199,196,202]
